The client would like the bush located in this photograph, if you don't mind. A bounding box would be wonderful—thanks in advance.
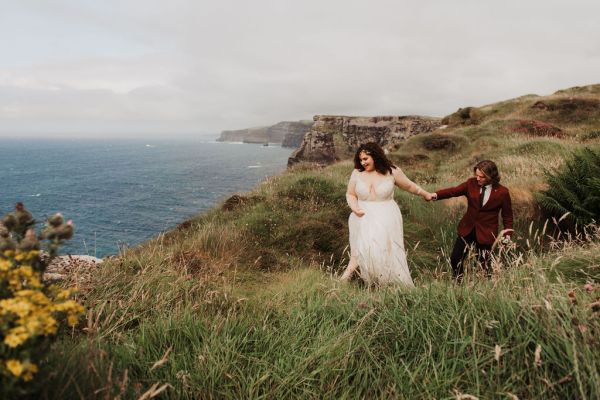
[441,106,482,126]
[421,134,466,152]
[0,210,84,398]
[511,120,564,137]
[536,147,600,226]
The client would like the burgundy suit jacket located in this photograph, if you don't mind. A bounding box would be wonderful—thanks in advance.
[435,177,513,245]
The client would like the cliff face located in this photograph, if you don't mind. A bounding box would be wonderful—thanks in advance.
[217,121,312,147]
[288,115,441,166]
[217,127,269,144]
[274,121,313,148]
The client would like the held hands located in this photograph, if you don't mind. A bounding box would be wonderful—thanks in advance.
[422,192,437,202]
[415,186,437,202]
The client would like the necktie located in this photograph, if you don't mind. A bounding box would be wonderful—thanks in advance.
[480,186,487,208]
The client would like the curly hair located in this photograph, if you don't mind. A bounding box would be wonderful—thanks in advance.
[353,142,396,175]
[473,160,500,185]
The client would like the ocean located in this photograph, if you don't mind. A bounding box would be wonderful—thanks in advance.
[0,137,292,258]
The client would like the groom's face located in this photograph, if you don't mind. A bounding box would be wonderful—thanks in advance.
[475,169,491,186]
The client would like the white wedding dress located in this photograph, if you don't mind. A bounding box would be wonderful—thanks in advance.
[348,170,415,287]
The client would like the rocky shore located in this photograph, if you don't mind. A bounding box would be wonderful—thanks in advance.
[44,254,103,285]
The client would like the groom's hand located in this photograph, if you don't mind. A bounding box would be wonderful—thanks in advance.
[500,236,516,250]
[423,192,437,202]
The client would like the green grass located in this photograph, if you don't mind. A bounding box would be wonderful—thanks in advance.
[30,84,600,399]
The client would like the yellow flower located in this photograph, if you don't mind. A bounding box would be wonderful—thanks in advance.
[0,259,11,271]
[24,317,42,334]
[4,359,38,380]
[8,272,23,290]
[53,300,84,313]
[0,298,32,318]
[22,362,38,381]
[15,289,36,297]
[4,325,30,347]
[17,265,33,278]
[67,314,79,327]
[6,359,24,377]
[24,290,51,306]
[41,317,58,335]
[19,250,40,261]
[27,275,43,289]
[4,333,26,348]
[56,289,73,301]
[3,250,15,257]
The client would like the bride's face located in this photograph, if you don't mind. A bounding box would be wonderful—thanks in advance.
[359,151,375,172]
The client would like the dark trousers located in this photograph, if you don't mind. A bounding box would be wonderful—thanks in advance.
[450,229,492,280]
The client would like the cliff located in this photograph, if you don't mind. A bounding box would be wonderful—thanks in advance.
[217,120,312,147]
[288,115,442,166]
[275,121,313,148]
[217,126,269,144]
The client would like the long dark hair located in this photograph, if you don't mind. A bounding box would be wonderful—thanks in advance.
[473,160,500,185]
[353,142,396,175]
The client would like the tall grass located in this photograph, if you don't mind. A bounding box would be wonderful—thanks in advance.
[43,234,599,399]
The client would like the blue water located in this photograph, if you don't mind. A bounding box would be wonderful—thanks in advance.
[0,138,292,257]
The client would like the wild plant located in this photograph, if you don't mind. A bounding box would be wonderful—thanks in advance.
[0,210,84,398]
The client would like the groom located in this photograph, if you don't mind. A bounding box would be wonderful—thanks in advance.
[432,160,513,280]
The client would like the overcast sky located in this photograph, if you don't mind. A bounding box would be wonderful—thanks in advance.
[1,0,599,137]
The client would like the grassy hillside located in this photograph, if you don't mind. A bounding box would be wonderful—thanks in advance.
[41,85,600,399]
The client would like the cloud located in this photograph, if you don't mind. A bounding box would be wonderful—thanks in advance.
[1,0,599,136]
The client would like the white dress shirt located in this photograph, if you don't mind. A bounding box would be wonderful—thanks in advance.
[481,184,492,206]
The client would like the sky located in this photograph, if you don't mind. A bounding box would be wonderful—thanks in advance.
[1,0,599,138]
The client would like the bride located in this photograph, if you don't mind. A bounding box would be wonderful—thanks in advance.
[340,142,433,287]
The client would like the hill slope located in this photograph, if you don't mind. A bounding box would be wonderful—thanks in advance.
[43,84,600,399]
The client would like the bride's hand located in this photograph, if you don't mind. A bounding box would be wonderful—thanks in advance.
[353,209,365,217]
[423,192,434,202]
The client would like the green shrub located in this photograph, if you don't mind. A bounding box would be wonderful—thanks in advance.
[536,147,600,226]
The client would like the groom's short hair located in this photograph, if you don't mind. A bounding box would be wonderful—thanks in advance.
[473,160,500,184]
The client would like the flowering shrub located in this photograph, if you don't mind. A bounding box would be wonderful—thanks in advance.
[0,211,84,396]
